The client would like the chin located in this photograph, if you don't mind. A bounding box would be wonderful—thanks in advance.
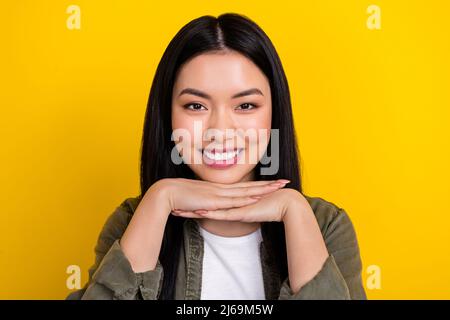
[190,164,256,184]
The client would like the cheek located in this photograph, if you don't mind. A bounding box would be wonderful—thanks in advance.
[238,106,271,130]
[172,115,196,156]
[172,112,199,137]
[171,111,186,132]
[236,109,271,163]
[240,106,271,130]
[172,117,210,168]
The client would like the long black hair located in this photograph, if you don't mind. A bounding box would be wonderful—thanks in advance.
[140,13,302,299]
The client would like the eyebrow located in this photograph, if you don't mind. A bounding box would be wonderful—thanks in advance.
[177,87,264,100]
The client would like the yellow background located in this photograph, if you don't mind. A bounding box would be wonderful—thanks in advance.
[1,1,449,299]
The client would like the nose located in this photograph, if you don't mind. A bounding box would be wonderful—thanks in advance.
[205,105,237,144]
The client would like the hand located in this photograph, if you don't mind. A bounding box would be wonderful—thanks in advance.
[158,177,290,214]
[171,187,308,223]
[172,184,330,294]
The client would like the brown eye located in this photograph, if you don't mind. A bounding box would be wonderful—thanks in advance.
[236,103,257,111]
[184,103,207,111]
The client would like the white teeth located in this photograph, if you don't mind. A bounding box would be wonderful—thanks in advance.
[203,149,242,161]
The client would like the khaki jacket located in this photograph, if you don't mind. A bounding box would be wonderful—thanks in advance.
[66,194,367,300]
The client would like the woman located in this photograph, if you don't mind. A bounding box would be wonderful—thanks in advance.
[67,13,366,300]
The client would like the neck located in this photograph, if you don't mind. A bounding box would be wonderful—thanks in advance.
[197,170,260,237]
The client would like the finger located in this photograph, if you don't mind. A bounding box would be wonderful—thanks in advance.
[213,196,261,209]
[171,210,205,219]
[171,194,259,213]
[209,179,290,189]
[216,182,287,197]
[196,207,245,221]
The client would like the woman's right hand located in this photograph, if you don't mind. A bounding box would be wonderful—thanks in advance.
[120,177,289,273]
[156,177,290,214]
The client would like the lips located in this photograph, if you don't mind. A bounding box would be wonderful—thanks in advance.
[197,147,244,168]
[202,148,244,161]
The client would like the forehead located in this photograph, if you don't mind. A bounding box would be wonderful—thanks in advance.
[173,51,270,98]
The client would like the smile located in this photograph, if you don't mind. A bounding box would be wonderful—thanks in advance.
[200,148,244,169]
[203,148,243,161]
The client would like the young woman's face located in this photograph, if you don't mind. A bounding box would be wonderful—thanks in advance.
[171,50,272,184]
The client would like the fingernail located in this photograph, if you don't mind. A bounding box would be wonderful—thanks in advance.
[278,179,290,184]
[270,182,282,187]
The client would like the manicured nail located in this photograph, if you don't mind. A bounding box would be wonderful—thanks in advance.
[270,182,283,187]
[278,179,290,184]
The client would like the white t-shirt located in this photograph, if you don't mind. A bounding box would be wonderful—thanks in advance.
[198,223,266,300]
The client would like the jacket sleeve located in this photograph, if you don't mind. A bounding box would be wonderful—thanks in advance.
[278,207,366,300]
[65,198,164,300]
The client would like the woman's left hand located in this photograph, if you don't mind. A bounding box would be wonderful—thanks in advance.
[171,187,312,223]
[173,186,330,294]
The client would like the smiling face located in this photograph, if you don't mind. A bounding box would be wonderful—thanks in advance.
[171,50,272,184]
